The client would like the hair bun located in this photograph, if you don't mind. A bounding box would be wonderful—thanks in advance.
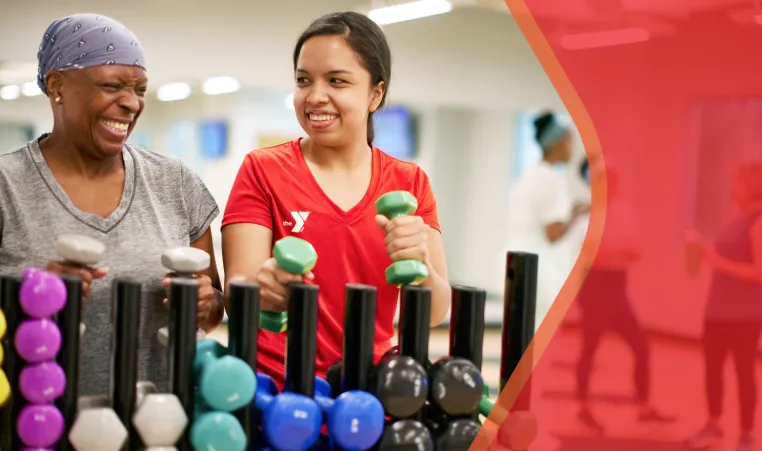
[534,111,555,133]
[534,111,556,144]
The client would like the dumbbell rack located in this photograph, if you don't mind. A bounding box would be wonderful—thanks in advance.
[0,250,539,451]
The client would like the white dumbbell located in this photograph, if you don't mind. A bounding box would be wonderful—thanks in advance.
[136,381,157,410]
[132,393,188,448]
[70,396,127,451]
[157,247,210,346]
[55,234,107,338]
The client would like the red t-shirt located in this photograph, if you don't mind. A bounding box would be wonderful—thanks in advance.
[221,139,441,389]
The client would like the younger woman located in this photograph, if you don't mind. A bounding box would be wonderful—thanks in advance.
[221,12,451,388]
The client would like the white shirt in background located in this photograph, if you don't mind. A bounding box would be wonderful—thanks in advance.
[505,160,574,329]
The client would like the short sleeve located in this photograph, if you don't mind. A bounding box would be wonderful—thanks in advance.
[221,153,273,230]
[414,167,441,233]
[534,171,572,226]
[180,161,220,243]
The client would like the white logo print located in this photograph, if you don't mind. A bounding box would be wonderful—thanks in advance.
[289,211,310,233]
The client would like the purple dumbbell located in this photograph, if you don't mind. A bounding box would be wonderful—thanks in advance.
[19,361,66,404]
[14,319,62,363]
[16,404,64,448]
[19,270,67,319]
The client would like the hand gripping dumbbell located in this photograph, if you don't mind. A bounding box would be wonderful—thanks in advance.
[55,234,107,337]
[259,236,318,334]
[193,339,256,412]
[375,191,428,285]
[157,246,211,346]
[312,375,384,451]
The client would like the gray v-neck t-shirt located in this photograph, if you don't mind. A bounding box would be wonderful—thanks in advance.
[0,136,219,396]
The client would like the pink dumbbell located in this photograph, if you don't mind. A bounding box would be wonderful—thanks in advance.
[15,269,68,449]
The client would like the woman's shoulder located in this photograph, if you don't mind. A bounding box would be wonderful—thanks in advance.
[375,147,429,181]
[125,143,187,173]
[0,143,37,183]
[245,139,300,166]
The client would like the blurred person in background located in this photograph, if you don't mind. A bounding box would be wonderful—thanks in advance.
[221,11,450,390]
[505,111,589,330]
[572,156,674,435]
[0,13,224,396]
[504,111,589,451]
[685,162,762,451]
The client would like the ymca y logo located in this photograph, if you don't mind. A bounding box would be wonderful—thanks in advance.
[283,211,310,233]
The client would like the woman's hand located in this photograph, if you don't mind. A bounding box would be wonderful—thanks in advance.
[684,229,710,275]
[254,258,314,312]
[43,262,109,302]
[375,214,430,265]
[571,203,591,223]
[162,274,220,329]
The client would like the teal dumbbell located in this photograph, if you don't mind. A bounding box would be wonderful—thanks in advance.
[259,236,318,333]
[375,191,428,286]
[191,411,247,451]
[194,339,256,412]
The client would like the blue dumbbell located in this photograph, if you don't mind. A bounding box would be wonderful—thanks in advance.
[313,376,384,450]
[194,339,257,412]
[255,372,322,451]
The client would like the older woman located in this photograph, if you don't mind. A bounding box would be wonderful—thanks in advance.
[0,13,224,396]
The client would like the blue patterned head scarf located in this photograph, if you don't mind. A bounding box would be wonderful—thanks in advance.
[36,13,146,95]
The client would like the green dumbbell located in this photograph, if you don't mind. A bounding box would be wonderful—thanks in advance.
[259,236,318,333]
[479,382,495,417]
[376,191,429,285]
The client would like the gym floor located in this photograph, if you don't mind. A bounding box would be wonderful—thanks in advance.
[208,325,762,451]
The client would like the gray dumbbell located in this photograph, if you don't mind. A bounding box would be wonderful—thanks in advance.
[55,234,107,338]
[157,247,210,346]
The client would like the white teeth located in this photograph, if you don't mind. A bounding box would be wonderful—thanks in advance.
[309,114,337,121]
[101,120,129,133]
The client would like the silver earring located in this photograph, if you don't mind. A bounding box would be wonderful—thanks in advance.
[55,97,61,103]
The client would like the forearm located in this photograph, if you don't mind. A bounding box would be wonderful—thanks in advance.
[707,250,762,283]
[421,263,451,327]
